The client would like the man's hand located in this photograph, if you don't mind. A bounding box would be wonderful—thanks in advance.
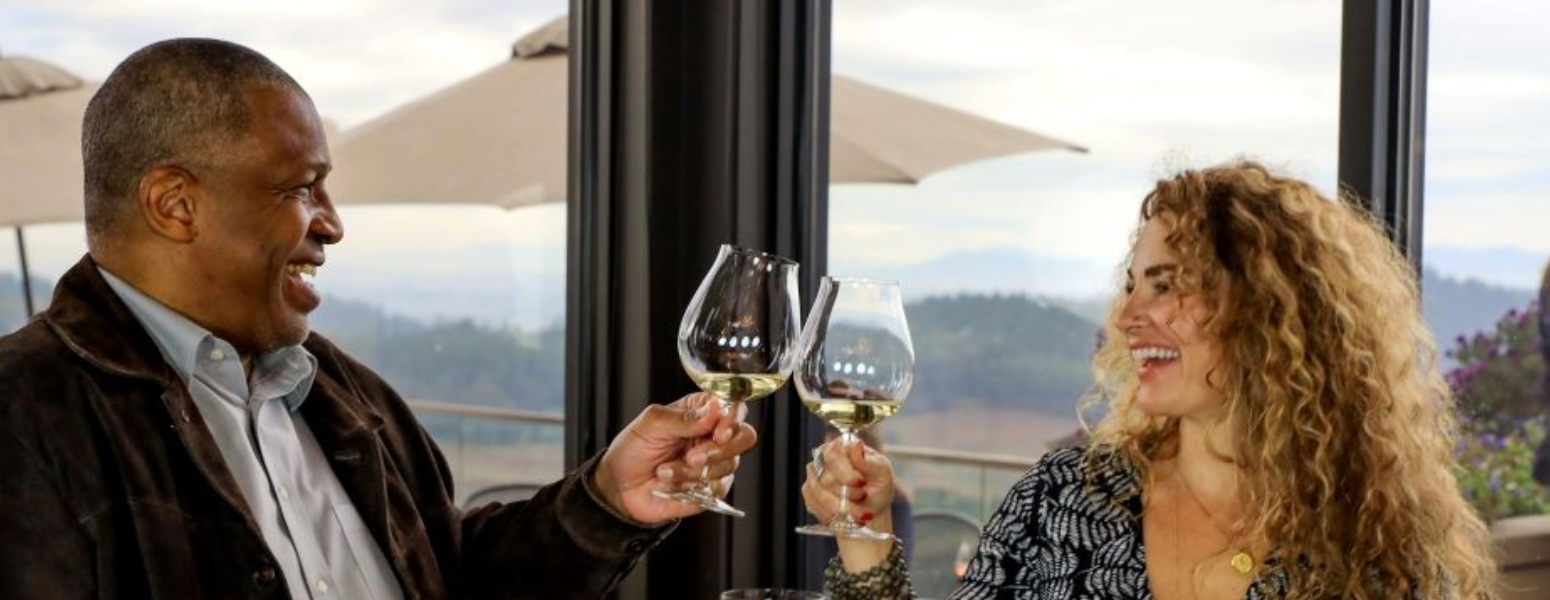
[593,393,758,524]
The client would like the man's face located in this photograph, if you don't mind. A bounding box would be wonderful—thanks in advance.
[187,83,342,355]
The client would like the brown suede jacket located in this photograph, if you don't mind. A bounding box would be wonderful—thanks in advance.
[0,256,670,599]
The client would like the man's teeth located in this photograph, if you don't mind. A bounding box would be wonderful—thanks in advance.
[1131,347,1180,362]
[286,264,318,281]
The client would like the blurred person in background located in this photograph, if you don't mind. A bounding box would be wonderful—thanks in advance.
[1533,261,1550,485]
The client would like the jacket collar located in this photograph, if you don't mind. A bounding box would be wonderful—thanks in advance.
[44,255,182,386]
[46,254,384,426]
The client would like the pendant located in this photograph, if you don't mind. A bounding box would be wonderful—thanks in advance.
[1230,551,1254,574]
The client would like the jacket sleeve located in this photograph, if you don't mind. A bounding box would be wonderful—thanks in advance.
[456,452,675,599]
[309,333,673,600]
[0,426,97,598]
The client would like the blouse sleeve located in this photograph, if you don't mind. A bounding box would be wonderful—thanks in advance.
[821,448,1074,600]
[945,451,1063,600]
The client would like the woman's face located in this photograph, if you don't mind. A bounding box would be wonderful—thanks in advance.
[1118,217,1226,421]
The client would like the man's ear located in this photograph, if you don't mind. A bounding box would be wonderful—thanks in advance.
[136,165,201,243]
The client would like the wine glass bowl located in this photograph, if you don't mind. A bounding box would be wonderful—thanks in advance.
[654,244,801,517]
[794,277,913,539]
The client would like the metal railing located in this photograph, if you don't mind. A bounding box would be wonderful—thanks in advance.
[887,444,1036,520]
[406,400,1037,518]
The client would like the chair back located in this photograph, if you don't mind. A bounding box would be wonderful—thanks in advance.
[909,509,981,599]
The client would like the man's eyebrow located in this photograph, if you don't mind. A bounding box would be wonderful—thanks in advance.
[1142,264,1178,278]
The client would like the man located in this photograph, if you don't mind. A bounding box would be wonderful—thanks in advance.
[0,38,753,599]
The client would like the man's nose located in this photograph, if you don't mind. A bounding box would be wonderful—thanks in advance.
[312,188,345,244]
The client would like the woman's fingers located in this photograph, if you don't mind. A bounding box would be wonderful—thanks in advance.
[817,440,867,490]
[801,462,834,520]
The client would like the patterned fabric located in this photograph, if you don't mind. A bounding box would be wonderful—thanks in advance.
[827,446,1287,599]
[949,446,1282,600]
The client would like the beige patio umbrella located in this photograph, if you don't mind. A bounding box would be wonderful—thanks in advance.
[329,16,1084,207]
[0,51,345,319]
[0,52,92,225]
[0,51,96,315]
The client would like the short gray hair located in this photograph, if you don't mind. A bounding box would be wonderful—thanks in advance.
[81,38,306,241]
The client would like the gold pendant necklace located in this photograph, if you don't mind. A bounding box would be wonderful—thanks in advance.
[1177,467,1254,575]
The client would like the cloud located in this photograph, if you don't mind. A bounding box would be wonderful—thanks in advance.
[3,0,1547,303]
[0,0,567,127]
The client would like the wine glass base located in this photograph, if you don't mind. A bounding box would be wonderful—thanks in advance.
[652,488,746,517]
[794,522,895,541]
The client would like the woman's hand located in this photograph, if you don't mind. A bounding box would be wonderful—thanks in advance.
[801,436,899,572]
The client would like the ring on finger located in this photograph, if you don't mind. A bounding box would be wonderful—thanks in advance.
[811,447,826,478]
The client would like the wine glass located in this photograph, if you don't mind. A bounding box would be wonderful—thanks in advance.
[653,244,802,517]
[793,277,914,539]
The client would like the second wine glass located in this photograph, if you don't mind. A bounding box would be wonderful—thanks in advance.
[794,276,914,539]
[653,244,801,517]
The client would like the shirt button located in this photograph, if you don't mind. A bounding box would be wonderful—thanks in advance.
[209,348,226,362]
[253,566,278,588]
[277,487,290,501]
[316,580,330,595]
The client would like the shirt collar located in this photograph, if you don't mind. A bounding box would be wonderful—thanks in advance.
[255,346,318,412]
[98,267,316,411]
[99,268,208,384]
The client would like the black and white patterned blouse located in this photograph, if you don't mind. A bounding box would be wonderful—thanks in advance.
[940,446,1284,600]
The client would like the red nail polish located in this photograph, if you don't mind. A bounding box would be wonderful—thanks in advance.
[854,479,867,488]
[859,511,874,523]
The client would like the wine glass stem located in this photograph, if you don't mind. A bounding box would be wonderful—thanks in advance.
[835,430,856,523]
[697,399,734,488]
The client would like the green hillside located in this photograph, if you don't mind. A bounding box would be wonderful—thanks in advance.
[905,294,1099,416]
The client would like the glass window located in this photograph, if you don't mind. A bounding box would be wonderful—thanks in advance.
[1425,0,1550,526]
[829,0,1341,521]
[0,1,570,503]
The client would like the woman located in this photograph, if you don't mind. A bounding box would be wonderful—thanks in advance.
[803,160,1498,600]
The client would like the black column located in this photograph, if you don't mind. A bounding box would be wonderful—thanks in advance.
[568,0,831,597]
[1338,0,1429,270]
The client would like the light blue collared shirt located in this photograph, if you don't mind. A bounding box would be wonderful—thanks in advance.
[100,269,403,600]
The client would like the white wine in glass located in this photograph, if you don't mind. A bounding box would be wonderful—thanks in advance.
[794,276,914,539]
[653,244,801,517]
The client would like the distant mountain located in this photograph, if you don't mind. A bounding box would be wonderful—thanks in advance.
[1422,268,1534,357]
[1426,245,1546,291]
[0,273,54,333]
[1,249,1535,406]
[311,294,428,339]
[906,294,1098,417]
[834,247,1115,300]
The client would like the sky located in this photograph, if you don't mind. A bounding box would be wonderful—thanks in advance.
[2,0,1547,327]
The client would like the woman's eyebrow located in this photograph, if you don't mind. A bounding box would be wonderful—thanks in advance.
[1129,263,1178,279]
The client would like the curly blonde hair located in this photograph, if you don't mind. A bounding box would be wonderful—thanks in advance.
[1086,160,1497,599]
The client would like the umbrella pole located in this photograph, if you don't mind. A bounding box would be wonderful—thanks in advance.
[15,226,34,317]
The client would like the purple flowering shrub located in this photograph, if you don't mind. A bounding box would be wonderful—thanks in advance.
[1448,302,1550,520]
[1455,419,1550,520]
